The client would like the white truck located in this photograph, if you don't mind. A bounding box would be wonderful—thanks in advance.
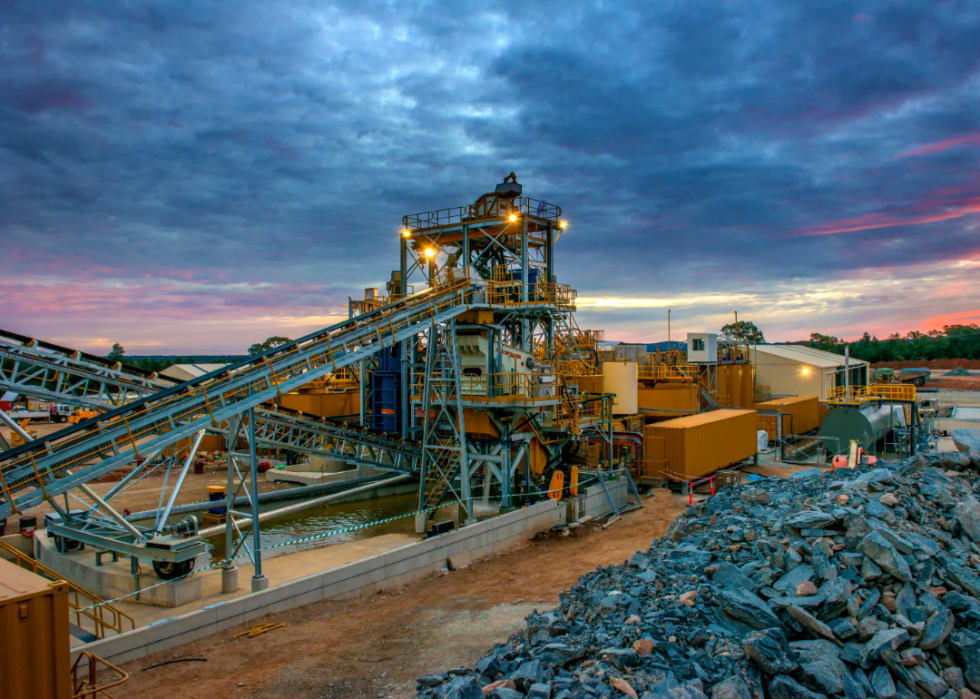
[6,403,74,423]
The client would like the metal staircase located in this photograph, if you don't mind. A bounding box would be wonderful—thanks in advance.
[417,319,469,514]
[0,277,478,520]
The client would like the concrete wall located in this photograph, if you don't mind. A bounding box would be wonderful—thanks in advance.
[567,475,628,522]
[73,498,566,667]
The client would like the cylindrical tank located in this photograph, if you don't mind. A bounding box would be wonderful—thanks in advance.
[818,404,905,453]
[603,361,638,414]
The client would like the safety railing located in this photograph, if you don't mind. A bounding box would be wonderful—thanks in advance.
[412,371,560,404]
[403,196,561,230]
[71,651,129,698]
[828,384,917,404]
[481,280,576,308]
[0,540,134,639]
[637,364,698,381]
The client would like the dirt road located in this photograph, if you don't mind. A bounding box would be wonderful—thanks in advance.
[118,488,689,699]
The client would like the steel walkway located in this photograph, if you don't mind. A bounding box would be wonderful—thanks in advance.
[0,278,477,518]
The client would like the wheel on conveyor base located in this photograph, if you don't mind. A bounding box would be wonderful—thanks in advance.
[153,559,195,581]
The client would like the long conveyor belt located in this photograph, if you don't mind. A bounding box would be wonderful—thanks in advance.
[0,278,477,518]
[0,333,423,477]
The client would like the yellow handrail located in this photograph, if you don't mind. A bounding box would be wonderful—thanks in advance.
[829,384,916,404]
[0,539,135,639]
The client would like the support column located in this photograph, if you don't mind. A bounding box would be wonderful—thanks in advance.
[222,414,241,593]
[359,358,366,428]
[249,405,268,592]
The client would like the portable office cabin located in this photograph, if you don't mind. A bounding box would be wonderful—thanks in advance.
[753,344,869,401]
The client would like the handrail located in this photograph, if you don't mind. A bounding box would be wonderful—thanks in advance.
[403,196,561,230]
[0,539,134,639]
[828,384,916,404]
[71,651,129,698]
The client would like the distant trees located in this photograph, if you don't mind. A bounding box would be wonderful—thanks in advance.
[248,336,293,356]
[797,324,980,362]
[106,343,125,361]
[720,321,765,345]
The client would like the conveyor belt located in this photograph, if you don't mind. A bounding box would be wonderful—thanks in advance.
[0,279,476,517]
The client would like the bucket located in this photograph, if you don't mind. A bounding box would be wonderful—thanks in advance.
[19,515,37,538]
[206,485,226,515]
[193,460,205,475]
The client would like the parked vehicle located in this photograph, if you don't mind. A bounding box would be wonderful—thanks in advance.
[899,367,931,387]
[6,403,74,423]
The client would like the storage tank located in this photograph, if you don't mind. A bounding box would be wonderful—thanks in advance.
[603,361,638,414]
[818,404,906,453]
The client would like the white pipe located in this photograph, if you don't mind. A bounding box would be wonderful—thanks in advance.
[196,474,411,538]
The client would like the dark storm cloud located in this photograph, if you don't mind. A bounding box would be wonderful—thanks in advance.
[0,0,979,351]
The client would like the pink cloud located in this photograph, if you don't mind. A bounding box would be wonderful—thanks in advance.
[791,195,980,237]
[897,133,980,158]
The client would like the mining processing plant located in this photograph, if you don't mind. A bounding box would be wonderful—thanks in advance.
[0,175,948,695]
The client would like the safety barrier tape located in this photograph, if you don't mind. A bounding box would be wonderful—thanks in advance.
[71,472,619,615]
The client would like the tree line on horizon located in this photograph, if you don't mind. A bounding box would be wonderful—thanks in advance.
[798,324,980,363]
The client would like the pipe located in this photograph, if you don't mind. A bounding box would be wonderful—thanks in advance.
[196,473,411,538]
[124,474,386,523]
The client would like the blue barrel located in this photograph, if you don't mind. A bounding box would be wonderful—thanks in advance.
[207,486,226,515]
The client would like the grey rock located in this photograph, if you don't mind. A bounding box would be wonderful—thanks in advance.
[861,531,912,581]
[441,676,484,699]
[788,606,839,645]
[712,676,753,699]
[774,564,816,593]
[946,629,980,691]
[598,648,639,669]
[801,661,845,695]
[860,628,910,668]
[769,674,829,699]
[954,497,980,542]
[743,628,799,675]
[880,650,916,691]
[919,608,955,650]
[719,588,783,630]
[908,664,950,698]
[488,689,523,699]
[871,665,897,699]
[861,557,883,581]
[940,668,964,693]
[527,683,552,699]
[843,671,869,699]
[787,469,824,481]
[712,562,759,592]
[512,659,544,686]
[536,644,585,667]
[786,511,838,529]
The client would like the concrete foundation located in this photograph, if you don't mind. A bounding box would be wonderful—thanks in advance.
[266,465,359,486]
[221,566,239,594]
[36,535,203,608]
[251,575,269,592]
[74,498,566,666]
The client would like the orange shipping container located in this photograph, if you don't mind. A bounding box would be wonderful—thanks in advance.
[755,396,820,440]
[0,559,71,699]
[642,409,757,482]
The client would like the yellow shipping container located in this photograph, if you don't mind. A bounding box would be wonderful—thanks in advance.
[642,409,757,482]
[637,385,698,416]
[755,395,821,440]
[0,558,71,699]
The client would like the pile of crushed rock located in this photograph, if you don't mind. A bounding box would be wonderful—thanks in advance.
[415,451,980,699]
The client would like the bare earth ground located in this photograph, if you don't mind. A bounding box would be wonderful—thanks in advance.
[118,489,689,699]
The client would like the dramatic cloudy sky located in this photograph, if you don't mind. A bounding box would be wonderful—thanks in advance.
[2,1,979,354]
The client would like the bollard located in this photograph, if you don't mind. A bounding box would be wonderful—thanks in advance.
[688,482,693,506]
[710,477,715,497]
